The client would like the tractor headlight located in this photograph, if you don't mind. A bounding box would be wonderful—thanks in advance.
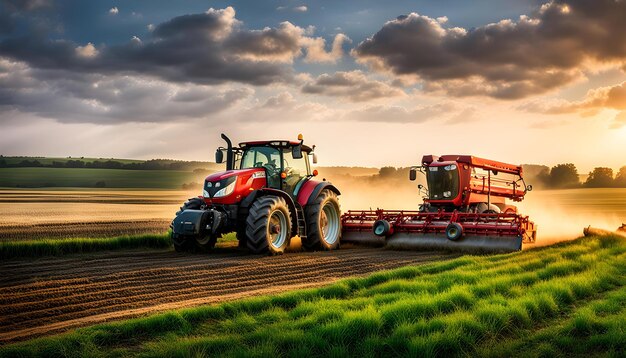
[213,178,236,198]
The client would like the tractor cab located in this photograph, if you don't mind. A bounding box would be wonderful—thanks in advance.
[236,139,317,195]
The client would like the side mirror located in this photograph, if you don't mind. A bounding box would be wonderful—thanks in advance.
[292,145,303,159]
[409,168,417,181]
[215,149,224,164]
[312,153,318,164]
[526,184,533,192]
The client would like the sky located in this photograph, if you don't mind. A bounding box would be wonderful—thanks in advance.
[0,0,625,173]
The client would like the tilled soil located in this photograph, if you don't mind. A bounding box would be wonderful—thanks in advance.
[0,220,172,241]
[0,246,455,344]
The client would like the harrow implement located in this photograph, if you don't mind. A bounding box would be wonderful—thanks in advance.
[341,209,536,254]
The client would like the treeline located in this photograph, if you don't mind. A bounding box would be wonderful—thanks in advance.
[528,164,626,188]
[368,164,626,189]
[0,158,213,172]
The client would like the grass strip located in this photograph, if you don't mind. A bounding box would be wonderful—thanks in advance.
[1,234,624,357]
[0,233,172,259]
[0,232,239,259]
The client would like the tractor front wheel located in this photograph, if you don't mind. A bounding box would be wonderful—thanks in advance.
[173,235,193,252]
[171,197,205,252]
[246,196,292,255]
[303,190,341,251]
[194,234,217,251]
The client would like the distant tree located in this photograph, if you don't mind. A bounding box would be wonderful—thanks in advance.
[65,160,85,168]
[615,166,626,188]
[103,160,123,169]
[51,161,65,168]
[549,163,580,188]
[378,167,397,178]
[585,167,614,188]
[522,164,551,188]
[0,159,6,168]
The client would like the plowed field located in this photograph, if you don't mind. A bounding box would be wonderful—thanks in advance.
[0,245,455,344]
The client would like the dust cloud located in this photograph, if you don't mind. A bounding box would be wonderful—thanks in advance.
[325,173,626,247]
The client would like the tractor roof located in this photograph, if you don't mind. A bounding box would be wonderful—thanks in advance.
[239,140,312,152]
[422,155,522,176]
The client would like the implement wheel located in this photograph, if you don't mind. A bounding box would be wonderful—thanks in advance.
[246,196,292,255]
[446,222,464,241]
[303,190,341,251]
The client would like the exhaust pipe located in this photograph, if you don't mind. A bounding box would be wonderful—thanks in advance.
[221,133,234,170]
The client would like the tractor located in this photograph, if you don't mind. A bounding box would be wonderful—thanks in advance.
[171,133,342,255]
[342,155,537,253]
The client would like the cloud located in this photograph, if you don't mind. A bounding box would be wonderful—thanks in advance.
[302,70,405,102]
[75,42,98,58]
[353,0,626,99]
[521,81,626,129]
[108,7,118,15]
[0,57,253,124]
[277,5,308,12]
[523,81,626,114]
[611,111,626,129]
[242,92,334,122]
[343,103,456,123]
[0,6,349,85]
[301,33,350,63]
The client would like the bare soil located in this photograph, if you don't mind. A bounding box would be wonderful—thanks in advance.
[0,245,455,344]
[0,220,172,241]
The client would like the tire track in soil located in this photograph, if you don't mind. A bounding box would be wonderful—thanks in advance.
[0,246,456,344]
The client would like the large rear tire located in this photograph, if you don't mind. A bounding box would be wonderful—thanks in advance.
[246,196,292,255]
[303,190,341,251]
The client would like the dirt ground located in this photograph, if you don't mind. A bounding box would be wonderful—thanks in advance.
[0,244,455,344]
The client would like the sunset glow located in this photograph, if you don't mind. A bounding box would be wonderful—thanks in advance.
[1,0,625,171]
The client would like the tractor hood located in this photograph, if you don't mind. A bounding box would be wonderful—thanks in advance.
[204,168,263,182]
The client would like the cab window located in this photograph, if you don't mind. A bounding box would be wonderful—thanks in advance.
[282,149,309,178]
[241,146,281,188]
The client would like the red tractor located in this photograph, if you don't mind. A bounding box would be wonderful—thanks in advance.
[342,155,537,253]
[171,134,342,255]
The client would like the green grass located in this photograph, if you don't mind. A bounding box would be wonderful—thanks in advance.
[1,234,624,357]
[1,156,145,166]
[0,168,201,188]
[0,232,238,259]
[0,233,172,259]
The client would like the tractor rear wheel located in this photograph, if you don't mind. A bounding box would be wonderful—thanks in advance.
[171,197,205,252]
[303,190,341,251]
[246,196,292,255]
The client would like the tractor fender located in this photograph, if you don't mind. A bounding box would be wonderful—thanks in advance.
[242,188,299,237]
[297,180,341,207]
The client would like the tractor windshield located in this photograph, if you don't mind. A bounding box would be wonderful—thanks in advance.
[240,146,281,188]
[426,164,460,200]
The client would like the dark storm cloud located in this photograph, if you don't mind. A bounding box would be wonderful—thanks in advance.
[0,6,347,86]
[301,71,404,102]
[0,58,253,123]
[353,0,626,99]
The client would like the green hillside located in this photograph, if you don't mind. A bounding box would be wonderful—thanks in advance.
[0,168,203,189]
